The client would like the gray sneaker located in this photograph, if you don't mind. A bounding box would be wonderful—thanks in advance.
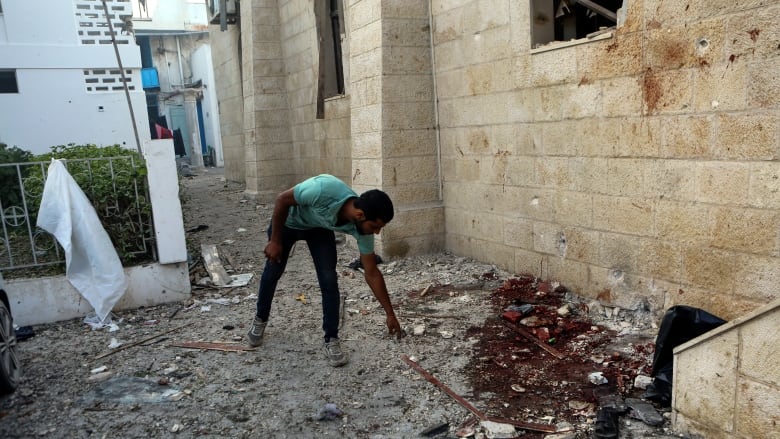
[246,317,267,347]
[323,338,348,367]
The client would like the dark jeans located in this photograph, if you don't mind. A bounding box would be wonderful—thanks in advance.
[255,225,341,340]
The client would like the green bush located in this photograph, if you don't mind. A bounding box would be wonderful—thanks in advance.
[0,143,33,207]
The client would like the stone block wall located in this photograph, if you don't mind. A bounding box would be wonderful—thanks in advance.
[432,0,780,319]
[209,25,244,182]
[211,0,779,319]
[349,0,444,257]
[673,298,780,438]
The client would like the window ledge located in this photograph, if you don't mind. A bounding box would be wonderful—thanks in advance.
[531,30,614,54]
[324,94,347,102]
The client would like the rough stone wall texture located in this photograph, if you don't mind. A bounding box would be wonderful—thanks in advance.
[349,0,444,258]
[433,0,780,321]
[215,0,353,199]
[208,25,245,182]
[673,299,780,439]
[211,0,778,320]
[242,0,293,198]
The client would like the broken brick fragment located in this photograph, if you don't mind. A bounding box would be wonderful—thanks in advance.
[502,310,523,323]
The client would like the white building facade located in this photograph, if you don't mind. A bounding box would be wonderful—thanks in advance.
[130,0,223,167]
[0,0,150,155]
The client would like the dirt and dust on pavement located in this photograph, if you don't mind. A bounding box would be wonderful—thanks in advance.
[0,168,689,438]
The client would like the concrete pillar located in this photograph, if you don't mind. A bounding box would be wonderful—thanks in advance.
[349,0,444,258]
[184,96,204,168]
[242,0,293,201]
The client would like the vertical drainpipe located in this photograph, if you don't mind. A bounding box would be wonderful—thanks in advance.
[176,35,185,86]
[427,0,442,201]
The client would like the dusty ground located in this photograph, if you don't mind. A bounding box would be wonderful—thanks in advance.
[0,169,685,438]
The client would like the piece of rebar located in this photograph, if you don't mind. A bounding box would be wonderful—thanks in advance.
[94,324,188,360]
[170,341,258,352]
[500,319,566,360]
[401,354,486,419]
[400,355,558,434]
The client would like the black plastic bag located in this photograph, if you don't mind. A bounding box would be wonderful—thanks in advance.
[643,305,726,406]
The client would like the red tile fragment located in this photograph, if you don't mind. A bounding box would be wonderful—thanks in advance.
[502,311,523,323]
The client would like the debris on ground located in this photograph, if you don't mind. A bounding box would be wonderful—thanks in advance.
[0,169,678,438]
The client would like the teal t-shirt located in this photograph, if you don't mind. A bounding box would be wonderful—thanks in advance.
[287,174,375,254]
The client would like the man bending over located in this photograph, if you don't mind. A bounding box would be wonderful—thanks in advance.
[246,174,402,367]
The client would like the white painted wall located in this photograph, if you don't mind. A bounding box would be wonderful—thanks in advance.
[5,263,190,326]
[144,139,187,264]
[0,0,150,154]
[192,44,223,166]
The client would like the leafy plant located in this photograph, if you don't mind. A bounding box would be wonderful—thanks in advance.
[32,144,153,264]
[0,143,33,208]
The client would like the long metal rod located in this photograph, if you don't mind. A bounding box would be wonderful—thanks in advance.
[101,0,142,154]
[400,355,558,433]
[401,354,486,419]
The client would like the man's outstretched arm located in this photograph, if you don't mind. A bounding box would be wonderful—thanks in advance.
[265,188,297,262]
[361,252,402,339]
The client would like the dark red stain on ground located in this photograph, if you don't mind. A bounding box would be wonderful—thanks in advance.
[409,274,656,437]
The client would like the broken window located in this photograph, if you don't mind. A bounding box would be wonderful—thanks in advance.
[315,0,345,117]
[531,0,622,49]
[0,70,18,94]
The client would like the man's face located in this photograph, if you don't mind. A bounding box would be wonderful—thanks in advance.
[355,218,386,235]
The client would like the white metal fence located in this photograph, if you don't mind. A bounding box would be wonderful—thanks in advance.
[0,157,155,272]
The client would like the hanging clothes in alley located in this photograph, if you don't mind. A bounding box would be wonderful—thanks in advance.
[172,128,186,156]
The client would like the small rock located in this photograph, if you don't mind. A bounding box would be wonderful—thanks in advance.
[520,316,550,327]
[510,384,526,393]
[506,304,535,315]
[412,324,426,336]
[316,403,344,421]
[86,371,113,383]
[555,421,575,433]
[588,372,608,385]
[480,420,517,438]
[568,400,591,411]
[634,375,654,390]
[534,327,550,340]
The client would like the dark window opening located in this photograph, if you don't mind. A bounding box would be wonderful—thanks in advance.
[532,0,622,49]
[328,0,345,97]
[0,70,19,94]
[317,0,345,99]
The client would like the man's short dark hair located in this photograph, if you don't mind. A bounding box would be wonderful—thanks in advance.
[355,189,394,223]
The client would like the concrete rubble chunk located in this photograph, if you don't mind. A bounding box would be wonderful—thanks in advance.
[625,398,664,426]
[480,420,517,438]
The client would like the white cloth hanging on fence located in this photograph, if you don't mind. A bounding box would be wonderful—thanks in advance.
[36,159,127,323]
